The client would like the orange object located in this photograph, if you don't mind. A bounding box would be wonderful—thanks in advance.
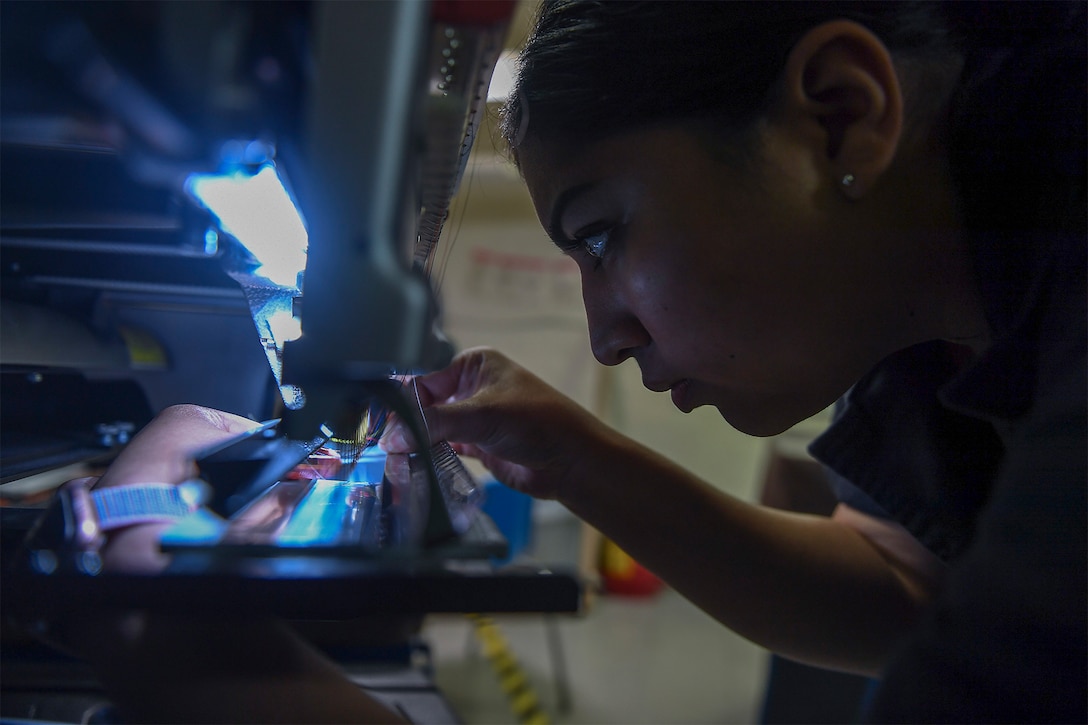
[599,538,664,597]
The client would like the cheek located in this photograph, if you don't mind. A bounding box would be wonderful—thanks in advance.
[621,247,680,313]
[623,255,721,348]
[625,267,667,308]
[618,217,789,362]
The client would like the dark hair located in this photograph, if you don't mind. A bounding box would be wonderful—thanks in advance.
[502,0,1085,336]
[501,1,1082,155]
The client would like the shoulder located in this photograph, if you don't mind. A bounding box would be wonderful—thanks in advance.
[949,25,1086,238]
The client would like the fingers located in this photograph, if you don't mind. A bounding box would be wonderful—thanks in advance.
[379,406,465,452]
[379,423,416,453]
[92,405,260,571]
[409,347,490,404]
[381,348,505,452]
[418,397,499,448]
[157,404,262,439]
[97,405,259,488]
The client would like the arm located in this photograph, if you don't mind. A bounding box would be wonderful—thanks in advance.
[563,428,935,675]
[385,348,936,675]
[77,614,406,725]
[759,444,839,515]
[68,404,406,724]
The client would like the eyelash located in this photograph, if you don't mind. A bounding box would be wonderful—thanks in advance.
[564,227,613,269]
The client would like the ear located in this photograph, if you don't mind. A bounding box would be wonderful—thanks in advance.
[775,20,903,199]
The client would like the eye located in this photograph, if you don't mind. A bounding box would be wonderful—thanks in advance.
[556,225,617,268]
[580,229,610,259]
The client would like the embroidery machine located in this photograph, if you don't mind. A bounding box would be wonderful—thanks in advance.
[0,7,579,715]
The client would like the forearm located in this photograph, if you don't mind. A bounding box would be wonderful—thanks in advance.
[559,430,929,675]
[75,613,405,724]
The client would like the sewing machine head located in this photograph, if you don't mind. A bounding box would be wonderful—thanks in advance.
[1,1,513,469]
[0,0,517,564]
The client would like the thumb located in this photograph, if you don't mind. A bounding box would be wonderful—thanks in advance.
[379,397,493,453]
[381,349,498,452]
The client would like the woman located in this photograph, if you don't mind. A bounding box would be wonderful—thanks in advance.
[55,2,1085,721]
[383,1,1086,720]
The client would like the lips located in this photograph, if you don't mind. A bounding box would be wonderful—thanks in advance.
[644,376,694,411]
[669,379,693,412]
[642,379,675,393]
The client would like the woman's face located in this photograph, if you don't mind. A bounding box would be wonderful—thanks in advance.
[518,125,914,436]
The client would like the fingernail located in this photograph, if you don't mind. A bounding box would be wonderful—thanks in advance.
[379,428,407,452]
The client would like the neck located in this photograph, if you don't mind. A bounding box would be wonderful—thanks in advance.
[938,270,992,355]
[867,146,992,361]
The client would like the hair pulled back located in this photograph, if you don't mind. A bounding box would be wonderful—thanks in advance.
[501,1,1083,155]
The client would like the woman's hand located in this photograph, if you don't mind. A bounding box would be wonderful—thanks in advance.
[381,347,610,500]
[97,404,259,489]
[61,405,408,723]
[93,404,259,573]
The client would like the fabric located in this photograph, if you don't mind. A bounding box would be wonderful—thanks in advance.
[808,24,1087,723]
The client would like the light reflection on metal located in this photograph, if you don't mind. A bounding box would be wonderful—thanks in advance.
[186,164,308,288]
[266,306,303,343]
[187,162,307,408]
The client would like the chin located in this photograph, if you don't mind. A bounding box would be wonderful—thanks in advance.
[713,404,804,438]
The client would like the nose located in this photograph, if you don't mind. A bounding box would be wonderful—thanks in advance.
[582,275,649,366]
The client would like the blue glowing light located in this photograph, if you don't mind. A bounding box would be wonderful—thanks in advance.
[187,165,308,288]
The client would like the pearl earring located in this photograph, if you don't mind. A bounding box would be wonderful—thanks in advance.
[841,173,856,188]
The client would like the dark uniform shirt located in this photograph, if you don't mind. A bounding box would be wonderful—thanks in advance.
[809,22,1087,722]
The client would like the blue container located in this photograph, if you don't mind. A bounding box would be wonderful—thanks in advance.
[480,480,533,564]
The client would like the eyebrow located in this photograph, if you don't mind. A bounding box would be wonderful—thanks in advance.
[546,182,595,248]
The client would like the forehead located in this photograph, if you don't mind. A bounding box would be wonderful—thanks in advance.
[516,126,724,225]
[516,135,601,217]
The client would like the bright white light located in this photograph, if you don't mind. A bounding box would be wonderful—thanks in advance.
[487,50,517,102]
[187,165,308,288]
[266,306,303,343]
